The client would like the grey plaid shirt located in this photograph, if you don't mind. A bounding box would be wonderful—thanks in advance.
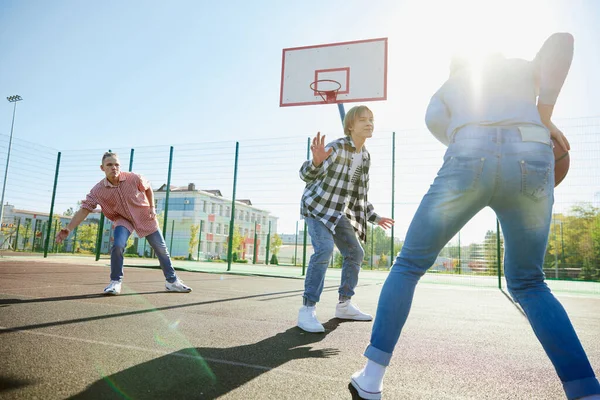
[299,136,381,242]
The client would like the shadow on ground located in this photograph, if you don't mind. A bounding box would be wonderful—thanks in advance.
[70,319,347,399]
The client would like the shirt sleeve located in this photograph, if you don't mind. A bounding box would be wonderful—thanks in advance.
[533,32,574,106]
[366,201,381,224]
[425,86,451,146]
[137,174,151,191]
[80,191,99,212]
[299,145,338,183]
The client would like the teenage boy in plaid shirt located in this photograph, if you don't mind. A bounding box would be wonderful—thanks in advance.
[297,105,394,333]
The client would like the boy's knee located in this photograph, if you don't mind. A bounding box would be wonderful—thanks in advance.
[313,242,334,257]
[347,246,364,263]
[111,245,125,254]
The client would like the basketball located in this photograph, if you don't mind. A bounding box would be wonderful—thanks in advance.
[553,138,570,187]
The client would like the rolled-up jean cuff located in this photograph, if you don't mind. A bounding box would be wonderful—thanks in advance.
[364,344,392,367]
[564,376,600,400]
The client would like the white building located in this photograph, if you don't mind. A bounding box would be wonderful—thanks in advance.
[152,183,278,261]
[0,203,105,252]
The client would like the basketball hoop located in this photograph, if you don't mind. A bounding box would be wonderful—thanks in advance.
[310,79,342,104]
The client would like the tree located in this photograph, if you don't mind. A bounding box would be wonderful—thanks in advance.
[18,220,32,250]
[334,252,343,268]
[563,204,599,281]
[230,227,244,259]
[483,230,503,276]
[270,233,282,256]
[378,253,388,268]
[188,224,200,260]
[76,222,99,252]
[0,223,17,250]
[64,207,75,217]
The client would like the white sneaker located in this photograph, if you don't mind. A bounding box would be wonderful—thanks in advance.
[335,300,373,321]
[297,306,325,333]
[350,368,383,400]
[165,279,192,293]
[103,280,122,295]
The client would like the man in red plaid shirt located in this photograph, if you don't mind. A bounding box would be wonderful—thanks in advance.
[56,152,192,295]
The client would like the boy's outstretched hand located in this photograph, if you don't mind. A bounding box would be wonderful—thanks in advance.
[311,132,333,167]
[378,217,395,229]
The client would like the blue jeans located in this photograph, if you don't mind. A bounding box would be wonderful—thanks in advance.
[365,127,600,399]
[110,226,177,283]
[303,215,365,305]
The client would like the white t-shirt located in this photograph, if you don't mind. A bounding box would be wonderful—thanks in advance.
[345,150,363,211]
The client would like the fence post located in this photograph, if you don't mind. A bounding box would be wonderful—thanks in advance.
[14,218,20,251]
[227,142,239,272]
[390,131,396,268]
[43,152,62,257]
[197,220,203,261]
[95,214,105,261]
[457,231,461,274]
[253,221,258,264]
[265,220,271,265]
[128,148,134,172]
[302,137,310,276]
[162,146,174,239]
[371,227,374,270]
[170,219,175,252]
[496,218,502,289]
[31,219,38,252]
[95,149,113,261]
[294,221,298,266]
[72,227,78,253]
[24,222,30,251]
[51,219,58,252]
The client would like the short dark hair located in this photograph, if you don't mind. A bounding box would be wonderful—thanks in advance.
[102,152,118,164]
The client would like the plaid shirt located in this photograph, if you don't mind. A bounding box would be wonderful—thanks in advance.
[300,136,381,242]
[80,172,159,238]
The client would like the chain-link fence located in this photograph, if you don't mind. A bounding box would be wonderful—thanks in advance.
[1,117,599,289]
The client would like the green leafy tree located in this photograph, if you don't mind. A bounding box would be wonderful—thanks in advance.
[77,222,99,252]
[229,227,244,260]
[188,224,200,260]
[270,233,282,256]
[563,204,599,281]
[378,253,388,268]
[334,252,343,268]
[483,230,503,276]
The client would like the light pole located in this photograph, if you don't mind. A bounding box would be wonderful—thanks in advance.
[0,95,23,228]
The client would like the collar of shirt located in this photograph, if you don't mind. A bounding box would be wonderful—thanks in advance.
[343,136,368,160]
[103,173,128,188]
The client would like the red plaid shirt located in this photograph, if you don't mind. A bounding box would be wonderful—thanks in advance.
[80,171,159,238]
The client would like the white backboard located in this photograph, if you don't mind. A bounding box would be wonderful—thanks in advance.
[279,38,388,107]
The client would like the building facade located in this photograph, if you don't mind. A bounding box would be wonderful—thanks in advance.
[0,203,104,252]
[152,183,278,261]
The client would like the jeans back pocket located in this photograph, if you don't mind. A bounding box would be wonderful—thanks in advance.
[520,160,552,201]
[442,156,485,193]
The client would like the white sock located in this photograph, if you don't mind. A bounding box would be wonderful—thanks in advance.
[364,360,386,381]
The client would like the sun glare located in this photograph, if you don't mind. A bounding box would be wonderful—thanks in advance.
[410,0,554,67]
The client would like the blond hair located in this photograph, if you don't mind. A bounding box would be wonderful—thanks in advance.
[343,105,373,136]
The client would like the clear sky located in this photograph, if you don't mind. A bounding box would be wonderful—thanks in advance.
[1,0,599,242]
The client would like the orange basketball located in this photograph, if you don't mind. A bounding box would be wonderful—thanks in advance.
[552,138,570,187]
